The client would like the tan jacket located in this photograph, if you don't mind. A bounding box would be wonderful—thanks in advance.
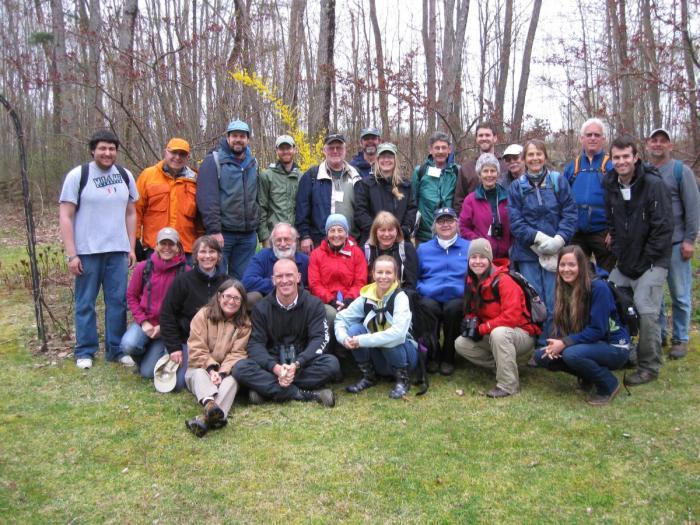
[187,307,251,375]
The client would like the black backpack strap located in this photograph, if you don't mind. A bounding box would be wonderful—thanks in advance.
[114,164,130,187]
[76,163,90,211]
[142,258,155,313]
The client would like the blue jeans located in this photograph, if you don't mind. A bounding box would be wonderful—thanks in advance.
[346,324,418,376]
[120,323,168,379]
[74,252,128,361]
[517,261,555,345]
[658,244,692,343]
[221,230,258,279]
[534,342,629,395]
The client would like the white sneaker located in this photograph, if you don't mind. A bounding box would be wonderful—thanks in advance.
[119,355,136,367]
[76,358,93,369]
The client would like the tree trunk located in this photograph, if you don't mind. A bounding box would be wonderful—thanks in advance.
[310,0,335,137]
[82,0,103,130]
[50,0,71,136]
[283,0,306,111]
[422,0,437,133]
[437,0,469,141]
[369,0,390,136]
[493,0,513,136]
[608,0,634,133]
[512,0,541,141]
[680,0,699,162]
[117,0,138,151]
[641,0,661,129]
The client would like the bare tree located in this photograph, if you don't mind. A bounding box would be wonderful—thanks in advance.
[310,0,336,137]
[422,0,437,133]
[493,0,513,136]
[283,0,306,110]
[512,0,541,140]
[369,0,389,135]
[680,0,699,159]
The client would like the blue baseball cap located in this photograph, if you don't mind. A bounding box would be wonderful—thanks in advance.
[225,119,251,135]
[434,207,457,221]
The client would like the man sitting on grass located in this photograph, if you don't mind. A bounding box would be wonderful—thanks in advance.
[233,259,341,407]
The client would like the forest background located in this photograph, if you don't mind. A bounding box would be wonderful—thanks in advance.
[0,0,699,197]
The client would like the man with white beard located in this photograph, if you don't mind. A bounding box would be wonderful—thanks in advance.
[242,222,310,307]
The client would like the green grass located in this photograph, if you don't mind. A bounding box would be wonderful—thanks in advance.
[0,289,698,524]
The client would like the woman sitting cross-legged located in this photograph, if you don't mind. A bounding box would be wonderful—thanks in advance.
[454,238,540,398]
[534,245,631,406]
[335,256,418,398]
[185,279,252,437]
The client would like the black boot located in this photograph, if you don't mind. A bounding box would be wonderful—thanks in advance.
[295,388,336,408]
[346,362,377,393]
[389,368,410,399]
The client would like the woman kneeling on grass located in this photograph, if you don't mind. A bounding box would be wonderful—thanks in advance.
[185,279,252,437]
[454,238,540,398]
[334,256,418,399]
[534,245,630,406]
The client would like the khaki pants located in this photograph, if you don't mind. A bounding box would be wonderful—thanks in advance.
[455,326,535,394]
[185,368,239,418]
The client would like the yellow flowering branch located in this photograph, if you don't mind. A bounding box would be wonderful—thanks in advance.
[229,70,324,171]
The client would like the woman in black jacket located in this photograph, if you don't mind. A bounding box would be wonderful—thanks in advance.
[363,211,418,290]
[159,235,228,391]
[354,142,417,245]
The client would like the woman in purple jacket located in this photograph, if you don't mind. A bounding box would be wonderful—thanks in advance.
[120,227,188,378]
[458,153,512,260]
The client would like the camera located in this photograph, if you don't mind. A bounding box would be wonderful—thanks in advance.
[491,222,503,239]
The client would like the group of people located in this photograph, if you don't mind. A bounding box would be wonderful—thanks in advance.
[58,117,698,436]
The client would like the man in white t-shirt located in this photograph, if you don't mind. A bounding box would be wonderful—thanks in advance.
[58,129,139,369]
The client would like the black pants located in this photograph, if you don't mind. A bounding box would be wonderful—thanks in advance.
[233,355,341,402]
[571,230,616,272]
[418,296,463,365]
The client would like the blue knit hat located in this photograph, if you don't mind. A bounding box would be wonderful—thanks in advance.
[325,214,349,234]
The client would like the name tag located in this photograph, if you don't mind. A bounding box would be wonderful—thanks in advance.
[427,167,442,178]
[331,187,344,213]
[620,188,631,201]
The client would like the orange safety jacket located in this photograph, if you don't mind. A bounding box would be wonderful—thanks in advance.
[135,160,202,253]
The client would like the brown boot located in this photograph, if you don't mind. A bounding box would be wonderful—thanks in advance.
[669,341,688,360]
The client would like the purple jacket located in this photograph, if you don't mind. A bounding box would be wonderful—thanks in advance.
[126,252,189,326]
[459,184,512,259]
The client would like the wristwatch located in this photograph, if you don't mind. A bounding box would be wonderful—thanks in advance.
[66,255,77,262]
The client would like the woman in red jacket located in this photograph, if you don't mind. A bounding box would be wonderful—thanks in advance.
[309,214,368,347]
[454,238,540,397]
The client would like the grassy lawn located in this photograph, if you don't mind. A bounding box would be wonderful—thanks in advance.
[0,284,698,524]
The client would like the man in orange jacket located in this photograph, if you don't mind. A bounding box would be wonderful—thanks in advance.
[135,138,201,260]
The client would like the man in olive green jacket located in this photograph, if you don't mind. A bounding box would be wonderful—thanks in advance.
[411,131,460,242]
[257,135,301,245]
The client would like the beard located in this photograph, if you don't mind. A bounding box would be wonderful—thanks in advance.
[273,245,296,259]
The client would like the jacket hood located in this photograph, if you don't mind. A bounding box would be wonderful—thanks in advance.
[149,251,187,273]
[320,237,357,257]
[474,182,509,202]
[351,151,371,170]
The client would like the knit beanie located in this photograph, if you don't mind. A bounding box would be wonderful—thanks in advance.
[325,213,349,234]
[468,238,493,263]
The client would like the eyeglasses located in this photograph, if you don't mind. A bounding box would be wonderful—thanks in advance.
[436,217,455,225]
[584,132,602,138]
[220,293,242,304]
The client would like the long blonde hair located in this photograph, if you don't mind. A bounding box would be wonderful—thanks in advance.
[553,245,592,336]
[371,154,408,201]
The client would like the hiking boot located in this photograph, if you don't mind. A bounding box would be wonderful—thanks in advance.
[185,415,208,438]
[204,400,226,429]
[389,368,410,399]
[248,389,265,405]
[486,386,511,398]
[669,341,688,360]
[296,388,336,408]
[118,355,136,368]
[439,362,455,376]
[624,370,658,387]
[587,383,621,406]
[346,362,377,394]
[575,378,594,395]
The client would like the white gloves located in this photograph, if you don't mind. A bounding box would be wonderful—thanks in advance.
[538,234,566,255]
[534,231,551,246]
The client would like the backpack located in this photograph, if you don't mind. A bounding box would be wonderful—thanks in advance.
[570,154,610,187]
[672,159,683,186]
[490,270,547,326]
[362,288,429,395]
[518,171,560,198]
[77,163,129,211]
[141,258,187,314]
[599,277,639,337]
[364,242,406,282]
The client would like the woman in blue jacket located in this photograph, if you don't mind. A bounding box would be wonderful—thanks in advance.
[534,245,630,405]
[508,139,577,344]
[335,256,418,398]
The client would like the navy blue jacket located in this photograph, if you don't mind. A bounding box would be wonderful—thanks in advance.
[350,151,372,178]
[241,248,310,296]
[196,138,259,234]
[507,170,577,263]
